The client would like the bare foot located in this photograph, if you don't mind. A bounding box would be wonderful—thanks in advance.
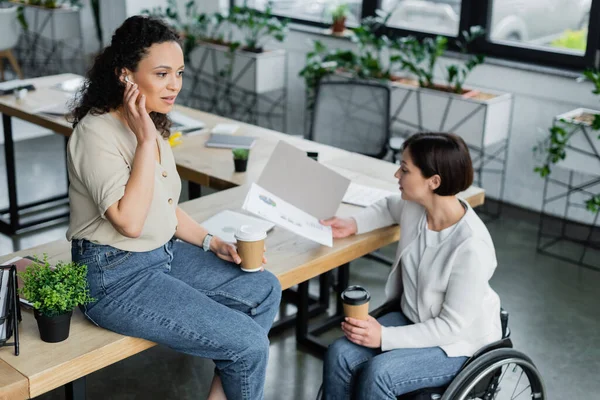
[207,374,227,400]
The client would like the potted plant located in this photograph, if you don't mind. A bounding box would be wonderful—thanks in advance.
[380,26,514,149]
[146,2,289,94]
[330,3,348,35]
[192,5,289,93]
[534,69,600,213]
[232,148,249,172]
[19,255,94,343]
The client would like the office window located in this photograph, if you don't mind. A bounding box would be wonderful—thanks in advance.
[234,1,363,26]
[379,0,463,36]
[488,0,592,55]
[229,0,600,70]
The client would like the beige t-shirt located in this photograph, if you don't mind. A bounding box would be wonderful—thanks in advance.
[66,113,181,252]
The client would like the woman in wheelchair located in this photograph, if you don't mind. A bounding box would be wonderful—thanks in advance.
[320,132,503,399]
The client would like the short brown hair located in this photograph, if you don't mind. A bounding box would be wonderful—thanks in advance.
[402,132,474,196]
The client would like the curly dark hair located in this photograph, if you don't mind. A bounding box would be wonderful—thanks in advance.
[69,15,181,138]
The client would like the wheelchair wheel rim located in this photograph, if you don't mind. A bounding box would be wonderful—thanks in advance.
[455,357,545,400]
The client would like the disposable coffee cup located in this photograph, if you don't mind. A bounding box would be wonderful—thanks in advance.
[341,285,371,320]
[234,225,267,272]
[14,88,28,100]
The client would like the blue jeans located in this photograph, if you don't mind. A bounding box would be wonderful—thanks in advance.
[71,238,282,400]
[323,312,467,399]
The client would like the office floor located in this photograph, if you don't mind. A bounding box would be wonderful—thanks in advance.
[1,134,599,400]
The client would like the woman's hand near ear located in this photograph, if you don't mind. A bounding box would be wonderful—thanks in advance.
[121,79,156,145]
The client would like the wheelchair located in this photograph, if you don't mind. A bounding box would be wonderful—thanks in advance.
[319,303,546,400]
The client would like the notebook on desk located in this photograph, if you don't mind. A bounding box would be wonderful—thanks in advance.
[169,110,206,134]
[205,133,256,149]
[0,79,36,96]
[0,268,10,340]
[1,256,40,308]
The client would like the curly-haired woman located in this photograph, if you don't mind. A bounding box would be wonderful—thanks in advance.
[67,16,281,400]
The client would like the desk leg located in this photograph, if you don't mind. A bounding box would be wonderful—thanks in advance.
[296,264,350,358]
[0,114,70,234]
[2,114,19,233]
[65,376,86,400]
[270,272,332,335]
[188,182,202,200]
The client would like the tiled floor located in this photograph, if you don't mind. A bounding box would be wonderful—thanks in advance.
[1,134,599,399]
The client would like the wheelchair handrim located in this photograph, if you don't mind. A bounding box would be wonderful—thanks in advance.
[455,357,546,400]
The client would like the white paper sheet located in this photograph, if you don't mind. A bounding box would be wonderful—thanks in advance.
[342,182,397,207]
[201,210,275,243]
[242,183,333,247]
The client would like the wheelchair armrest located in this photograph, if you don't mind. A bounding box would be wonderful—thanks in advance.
[462,338,513,370]
[370,301,400,319]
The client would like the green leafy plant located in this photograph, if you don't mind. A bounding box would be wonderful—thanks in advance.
[551,29,587,52]
[350,10,395,80]
[392,35,447,88]
[534,122,570,178]
[299,40,357,109]
[142,0,205,60]
[392,25,485,93]
[16,5,28,31]
[228,4,288,52]
[19,255,94,317]
[299,10,398,111]
[14,0,85,40]
[446,26,485,93]
[534,68,600,214]
[232,148,250,160]
[330,3,348,23]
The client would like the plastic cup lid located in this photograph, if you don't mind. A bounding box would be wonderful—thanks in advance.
[234,225,267,242]
[341,285,371,305]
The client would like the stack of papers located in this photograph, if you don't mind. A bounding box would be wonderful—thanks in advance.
[342,182,397,207]
[169,111,206,134]
[0,79,35,95]
[53,77,85,93]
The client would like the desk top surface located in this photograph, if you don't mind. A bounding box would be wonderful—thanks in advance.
[0,359,28,400]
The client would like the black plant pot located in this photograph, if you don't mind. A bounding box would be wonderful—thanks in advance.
[234,159,248,172]
[34,309,73,343]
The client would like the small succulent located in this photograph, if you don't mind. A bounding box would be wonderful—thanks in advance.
[232,148,249,160]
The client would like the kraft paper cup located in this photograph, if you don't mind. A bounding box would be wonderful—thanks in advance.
[234,225,267,272]
[341,285,371,320]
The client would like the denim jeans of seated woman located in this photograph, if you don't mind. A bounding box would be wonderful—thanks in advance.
[71,237,282,400]
[323,312,467,400]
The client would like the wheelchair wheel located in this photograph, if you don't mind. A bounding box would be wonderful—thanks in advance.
[442,348,545,400]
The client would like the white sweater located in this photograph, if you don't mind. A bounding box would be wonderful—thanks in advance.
[353,195,502,357]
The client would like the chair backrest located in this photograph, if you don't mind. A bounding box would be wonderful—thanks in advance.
[0,5,20,51]
[309,80,391,159]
